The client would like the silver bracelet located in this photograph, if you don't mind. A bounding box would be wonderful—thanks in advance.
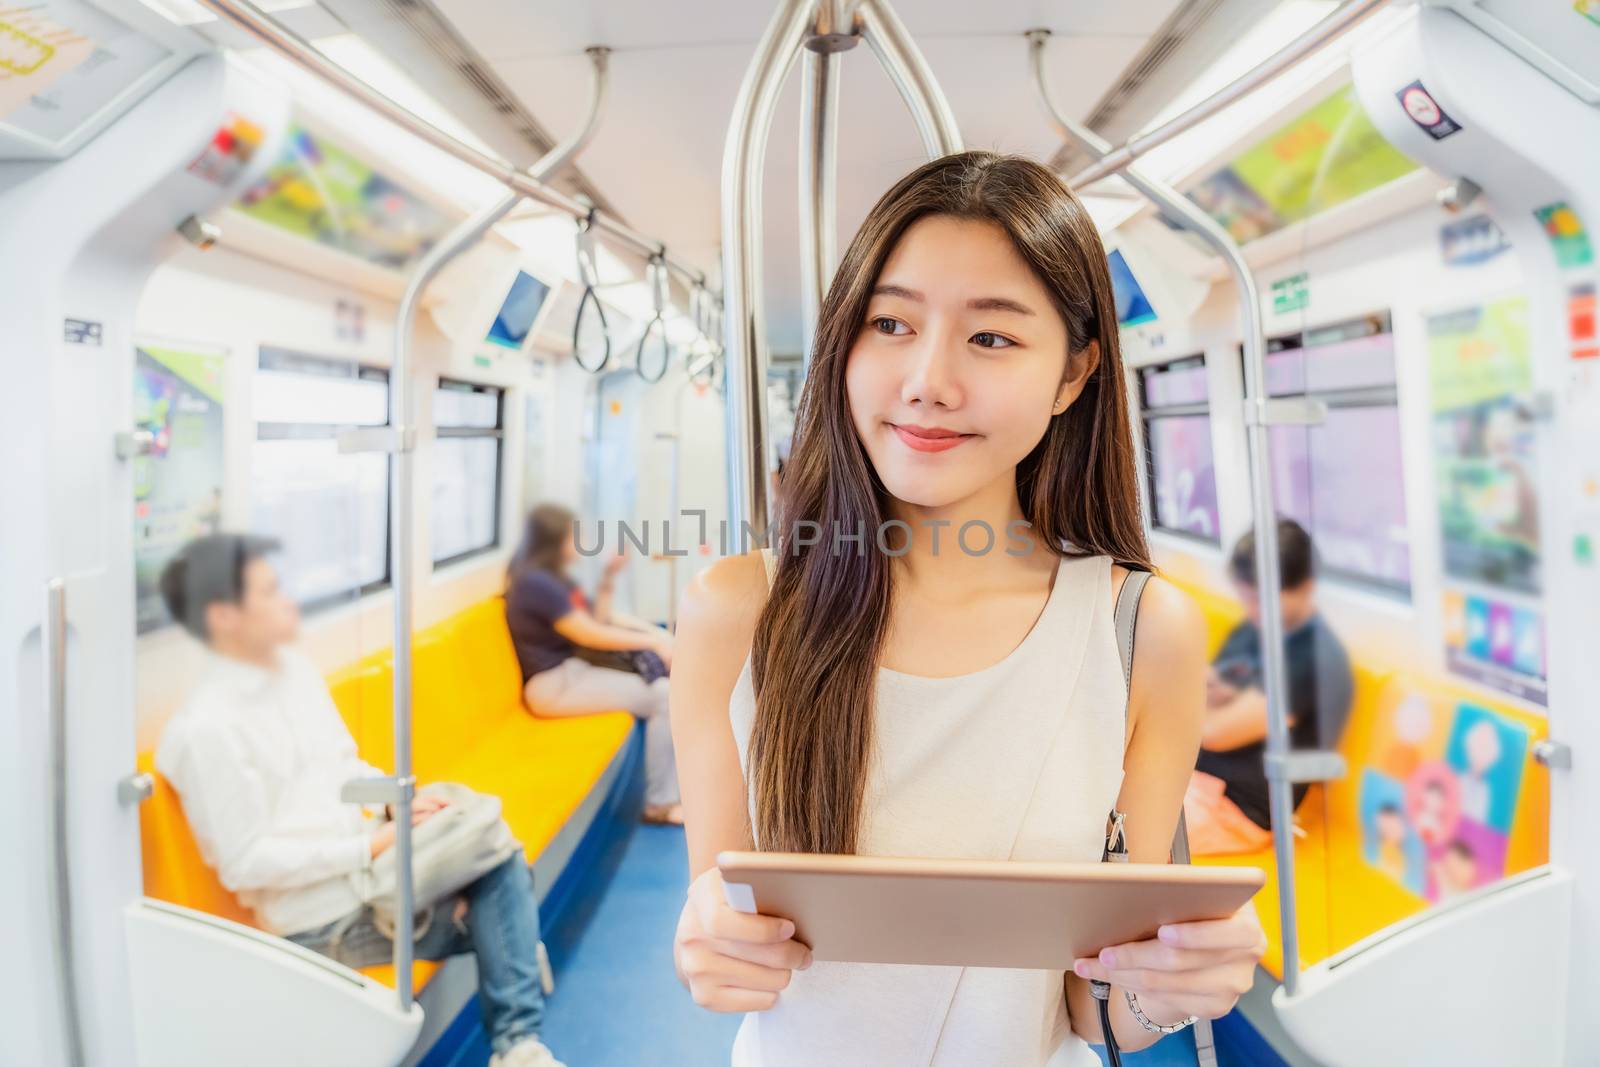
[1124,990,1197,1035]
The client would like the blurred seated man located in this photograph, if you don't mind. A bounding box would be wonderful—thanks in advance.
[1185,519,1354,855]
[155,534,564,1067]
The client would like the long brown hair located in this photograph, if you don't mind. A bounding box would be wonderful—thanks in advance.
[507,502,576,587]
[749,152,1151,855]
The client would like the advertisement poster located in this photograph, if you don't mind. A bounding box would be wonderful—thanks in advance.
[1359,690,1530,902]
[1187,85,1417,244]
[134,344,226,633]
[234,123,455,271]
[1,0,171,148]
[1534,202,1594,270]
[1427,298,1546,704]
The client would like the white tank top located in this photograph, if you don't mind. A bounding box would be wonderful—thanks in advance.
[727,551,1127,1067]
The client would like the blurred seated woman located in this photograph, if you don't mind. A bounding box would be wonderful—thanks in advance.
[506,503,682,824]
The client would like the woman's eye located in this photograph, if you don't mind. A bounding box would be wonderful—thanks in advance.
[871,316,909,336]
[971,331,1015,349]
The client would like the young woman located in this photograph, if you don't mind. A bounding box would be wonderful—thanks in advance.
[505,503,682,823]
[669,153,1266,1065]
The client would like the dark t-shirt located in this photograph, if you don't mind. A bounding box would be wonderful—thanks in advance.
[1195,614,1354,829]
[505,569,583,682]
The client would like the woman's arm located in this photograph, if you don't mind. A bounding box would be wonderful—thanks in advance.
[1065,575,1263,1051]
[670,553,811,1009]
[553,609,669,654]
[593,572,617,624]
[671,552,766,874]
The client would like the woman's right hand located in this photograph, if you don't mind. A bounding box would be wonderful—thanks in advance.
[674,866,811,1012]
[650,632,676,670]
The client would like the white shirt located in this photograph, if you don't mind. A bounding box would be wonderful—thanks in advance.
[726,553,1120,1067]
[156,647,383,936]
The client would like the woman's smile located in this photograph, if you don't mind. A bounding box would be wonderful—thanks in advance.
[889,422,980,453]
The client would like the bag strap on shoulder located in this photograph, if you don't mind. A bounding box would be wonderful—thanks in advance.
[1114,568,1153,692]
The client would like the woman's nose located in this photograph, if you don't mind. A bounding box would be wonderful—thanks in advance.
[899,334,964,410]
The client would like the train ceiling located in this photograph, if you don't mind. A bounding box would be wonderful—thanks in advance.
[423,0,1195,356]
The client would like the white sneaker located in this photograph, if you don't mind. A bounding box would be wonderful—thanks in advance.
[490,1038,565,1067]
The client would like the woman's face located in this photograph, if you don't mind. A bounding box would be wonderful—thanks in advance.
[844,215,1091,513]
[560,526,579,568]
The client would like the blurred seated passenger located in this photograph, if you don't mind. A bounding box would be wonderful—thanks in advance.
[1185,519,1354,855]
[506,503,682,825]
[155,534,564,1067]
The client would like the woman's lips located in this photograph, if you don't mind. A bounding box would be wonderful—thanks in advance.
[890,423,976,453]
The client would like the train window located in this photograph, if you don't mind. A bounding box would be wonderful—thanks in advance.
[432,379,504,567]
[1245,312,1411,594]
[251,348,392,609]
[1138,355,1221,544]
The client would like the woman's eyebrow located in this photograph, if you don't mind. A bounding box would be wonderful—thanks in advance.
[967,296,1036,315]
[872,284,1035,316]
[872,283,922,301]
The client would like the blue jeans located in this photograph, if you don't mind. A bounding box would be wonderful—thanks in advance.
[288,855,546,1055]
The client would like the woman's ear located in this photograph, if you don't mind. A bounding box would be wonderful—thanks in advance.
[1051,340,1101,415]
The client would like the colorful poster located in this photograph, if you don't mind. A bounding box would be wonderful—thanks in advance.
[1188,85,1418,244]
[1440,590,1547,706]
[1427,299,1540,592]
[234,123,456,271]
[134,345,226,633]
[1439,214,1510,267]
[0,4,96,122]
[1569,284,1598,361]
[1360,696,1530,902]
[1427,298,1546,704]
[1534,202,1594,270]
[186,112,265,186]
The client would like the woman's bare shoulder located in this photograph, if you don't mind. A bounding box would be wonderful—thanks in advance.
[676,551,771,653]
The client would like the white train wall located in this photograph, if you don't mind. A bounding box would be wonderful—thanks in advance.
[131,228,729,741]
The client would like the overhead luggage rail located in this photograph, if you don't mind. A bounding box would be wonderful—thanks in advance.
[722,0,964,536]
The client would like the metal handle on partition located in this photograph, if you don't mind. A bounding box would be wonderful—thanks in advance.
[857,0,963,159]
[723,0,962,537]
[44,579,86,1067]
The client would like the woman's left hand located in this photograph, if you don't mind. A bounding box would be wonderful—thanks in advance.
[1072,901,1266,1024]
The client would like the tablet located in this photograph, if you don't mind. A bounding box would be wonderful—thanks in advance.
[718,851,1266,970]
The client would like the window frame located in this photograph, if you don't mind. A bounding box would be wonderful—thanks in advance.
[1240,311,1411,597]
[253,346,393,614]
[431,376,506,570]
[1138,353,1222,547]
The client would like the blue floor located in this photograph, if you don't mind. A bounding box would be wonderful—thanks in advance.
[540,823,741,1065]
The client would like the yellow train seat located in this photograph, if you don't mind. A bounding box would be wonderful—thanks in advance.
[138,595,635,994]
[1173,579,1550,980]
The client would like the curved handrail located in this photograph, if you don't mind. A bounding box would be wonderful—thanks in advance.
[1030,29,1308,997]
[344,42,610,1012]
[1068,0,1390,188]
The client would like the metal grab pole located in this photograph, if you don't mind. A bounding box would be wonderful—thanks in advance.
[1029,30,1307,995]
[197,0,711,295]
[1068,0,1389,188]
[798,26,844,374]
[44,579,85,1067]
[857,0,963,159]
[721,0,814,540]
[347,47,609,1013]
